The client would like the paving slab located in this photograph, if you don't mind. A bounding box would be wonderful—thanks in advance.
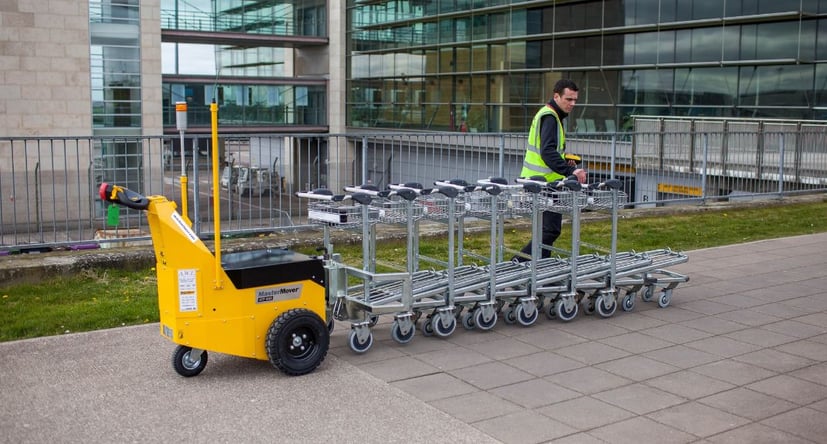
[2,233,827,443]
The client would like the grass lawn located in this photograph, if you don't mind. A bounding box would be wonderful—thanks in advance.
[1,198,825,342]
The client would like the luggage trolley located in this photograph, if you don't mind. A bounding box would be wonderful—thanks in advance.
[572,182,689,314]
[296,188,414,353]
[570,179,651,318]
[344,183,431,345]
[614,248,690,311]
[413,180,491,338]
[516,177,617,322]
[463,178,540,328]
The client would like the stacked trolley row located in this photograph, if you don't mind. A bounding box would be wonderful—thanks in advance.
[512,176,690,322]
[297,176,690,354]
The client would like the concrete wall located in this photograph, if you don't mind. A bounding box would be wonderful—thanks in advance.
[0,0,92,137]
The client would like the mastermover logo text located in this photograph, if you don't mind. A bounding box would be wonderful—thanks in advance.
[255,284,303,304]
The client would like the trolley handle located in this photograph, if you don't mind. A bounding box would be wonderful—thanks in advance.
[586,178,623,191]
[296,189,348,202]
[516,175,580,191]
[434,179,476,193]
[343,185,391,198]
[478,177,523,191]
[388,183,434,195]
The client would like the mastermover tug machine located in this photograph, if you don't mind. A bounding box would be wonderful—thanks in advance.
[99,101,329,377]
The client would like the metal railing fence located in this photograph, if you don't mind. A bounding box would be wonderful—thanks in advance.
[1,128,825,252]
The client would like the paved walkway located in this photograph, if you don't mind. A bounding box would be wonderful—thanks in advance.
[2,233,826,443]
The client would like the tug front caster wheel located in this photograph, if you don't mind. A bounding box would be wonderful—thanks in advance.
[172,345,207,377]
[266,308,330,376]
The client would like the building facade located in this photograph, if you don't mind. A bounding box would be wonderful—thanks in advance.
[3,1,827,138]
[348,0,827,133]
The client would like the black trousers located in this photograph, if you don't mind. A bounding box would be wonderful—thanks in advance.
[517,210,562,260]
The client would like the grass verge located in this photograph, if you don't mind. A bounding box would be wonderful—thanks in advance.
[1,199,825,342]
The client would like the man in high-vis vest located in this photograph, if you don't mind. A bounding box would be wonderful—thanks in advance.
[516,79,587,261]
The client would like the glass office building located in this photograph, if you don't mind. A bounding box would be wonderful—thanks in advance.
[347,0,827,133]
[160,0,328,134]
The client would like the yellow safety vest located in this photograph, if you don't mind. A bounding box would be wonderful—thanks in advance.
[520,105,567,182]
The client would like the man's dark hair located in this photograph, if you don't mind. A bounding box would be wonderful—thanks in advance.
[553,79,579,95]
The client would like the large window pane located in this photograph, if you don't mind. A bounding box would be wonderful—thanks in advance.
[674,67,738,106]
[739,65,814,107]
[815,64,827,106]
[624,0,659,26]
[742,22,801,60]
[624,32,658,65]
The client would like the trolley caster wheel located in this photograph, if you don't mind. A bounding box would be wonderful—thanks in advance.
[266,308,330,375]
[555,299,578,322]
[172,345,207,377]
[657,289,673,308]
[515,303,539,326]
[503,306,517,324]
[391,319,415,344]
[581,298,596,316]
[621,292,636,312]
[327,317,335,333]
[348,328,374,354]
[495,299,506,315]
[368,313,379,327]
[595,295,617,318]
[432,315,456,338]
[461,311,476,330]
[641,285,655,302]
[474,306,497,331]
[544,301,557,320]
[535,297,544,312]
[421,316,435,337]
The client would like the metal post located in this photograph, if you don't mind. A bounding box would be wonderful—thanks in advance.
[176,101,189,224]
[361,135,368,184]
[778,133,785,195]
[192,137,200,235]
[210,100,223,289]
[610,134,617,180]
[701,133,709,202]
[498,135,505,178]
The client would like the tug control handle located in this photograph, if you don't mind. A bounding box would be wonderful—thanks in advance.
[98,183,150,211]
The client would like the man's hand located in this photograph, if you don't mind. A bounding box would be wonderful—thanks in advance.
[573,168,587,184]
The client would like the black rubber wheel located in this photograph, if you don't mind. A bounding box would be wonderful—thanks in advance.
[172,345,207,377]
[266,308,330,376]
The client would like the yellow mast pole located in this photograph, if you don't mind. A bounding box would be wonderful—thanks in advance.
[211,100,223,289]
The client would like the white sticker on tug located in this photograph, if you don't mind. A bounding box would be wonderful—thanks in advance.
[255,284,303,304]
